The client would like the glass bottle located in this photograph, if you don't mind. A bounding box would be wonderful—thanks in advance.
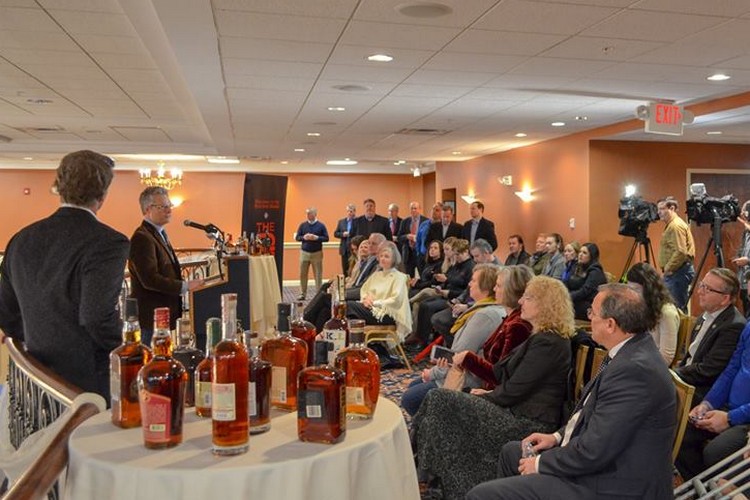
[245,331,271,434]
[212,293,250,455]
[172,317,205,408]
[260,303,308,411]
[195,317,221,418]
[110,298,152,428]
[335,320,380,419]
[137,307,187,449]
[322,275,348,364]
[298,341,347,444]
[291,301,316,366]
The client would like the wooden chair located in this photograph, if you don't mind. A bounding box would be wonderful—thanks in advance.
[363,325,412,371]
[591,347,608,379]
[670,369,695,463]
[2,336,106,499]
[671,313,696,368]
[574,344,590,401]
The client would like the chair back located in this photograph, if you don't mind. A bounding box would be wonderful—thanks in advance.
[574,344,590,401]
[671,313,696,368]
[670,369,695,462]
[591,347,608,379]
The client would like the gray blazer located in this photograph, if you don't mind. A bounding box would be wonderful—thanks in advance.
[542,252,565,280]
[0,207,129,400]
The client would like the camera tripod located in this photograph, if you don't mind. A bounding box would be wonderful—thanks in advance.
[687,214,725,302]
[619,234,656,282]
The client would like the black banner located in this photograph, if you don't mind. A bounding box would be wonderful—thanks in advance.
[241,173,287,287]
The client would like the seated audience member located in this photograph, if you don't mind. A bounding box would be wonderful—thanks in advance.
[469,283,676,500]
[411,276,573,499]
[675,267,745,404]
[409,240,444,295]
[626,262,680,365]
[406,238,473,346]
[505,234,530,266]
[346,235,366,276]
[677,321,750,480]
[528,233,549,275]
[541,233,565,280]
[401,264,503,415]
[346,241,411,341]
[345,237,369,288]
[450,265,534,390]
[566,243,607,321]
[560,241,581,282]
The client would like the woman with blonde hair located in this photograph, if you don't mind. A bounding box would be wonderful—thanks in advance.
[411,276,573,499]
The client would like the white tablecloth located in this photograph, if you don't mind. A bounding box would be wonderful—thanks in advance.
[64,399,419,500]
[247,255,281,337]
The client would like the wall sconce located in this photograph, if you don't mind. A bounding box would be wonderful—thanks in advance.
[514,187,534,202]
[170,195,185,208]
[461,194,477,204]
[498,175,513,186]
[411,166,421,177]
[624,184,637,197]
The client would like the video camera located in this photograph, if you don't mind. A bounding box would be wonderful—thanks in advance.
[618,195,659,237]
[685,183,740,226]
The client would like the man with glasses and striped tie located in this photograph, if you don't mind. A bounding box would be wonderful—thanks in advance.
[128,186,203,346]
[468,283,676,500]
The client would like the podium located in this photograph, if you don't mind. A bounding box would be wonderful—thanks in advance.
[190,255,281,350]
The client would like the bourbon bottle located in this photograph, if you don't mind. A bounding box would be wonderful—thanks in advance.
[110,298,152,428]
[322,275,348,364]
[335,320,380,419]
[298,341,346,444]
[137,307,187,449]
[172,317,205,407]
[260,303,308,411]
[245,332,271,434]
[212,293,250,455]
[291,301,316,366]
[195,317,221,417]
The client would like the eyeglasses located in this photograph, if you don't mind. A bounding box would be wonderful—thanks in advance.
[697,281,728,295]
[520,294,535,302]
[150,203,173,211]
[587,307,602,319]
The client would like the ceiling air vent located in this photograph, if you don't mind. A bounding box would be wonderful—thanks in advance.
[0,135,11,143]
[396,128,450,136]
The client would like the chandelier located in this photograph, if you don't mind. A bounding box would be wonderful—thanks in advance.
[139,161,183,190]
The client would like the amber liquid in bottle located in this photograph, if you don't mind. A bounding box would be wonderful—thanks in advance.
[110,298,153,428]
[260,303,308,411]
[245,332,271,434]
[173,317,205,407]
[322,275,348,364]
[298,341,347,444]
[334,323,380,419]
[137,307,187,449]
[212,293,250,455]
[195,317,222,418]
[291,301,316,366]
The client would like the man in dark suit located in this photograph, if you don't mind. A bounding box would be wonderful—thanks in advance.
[352,198,392,241]
[333,203,356,275]
[0,150,129,402]
[675,267,745,404]
[128,186,203,346]
[426,205,463,244]
[468,283,676,500]
[397,201,428,277]
[462,200,498,251]
[387,203,402,244]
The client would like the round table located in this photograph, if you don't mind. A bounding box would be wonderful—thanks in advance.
[64,399,419,500]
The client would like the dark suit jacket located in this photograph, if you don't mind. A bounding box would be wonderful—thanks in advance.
[675,305,745,402]
[352,214,392,240]
[540,333,676,499]
[334,217,355,257]
[397,215,428,263]
[461,217,498,250]
[0,207,129,400]
[426,221,463,245]
[387,216,402,242]
[128,221,183,331]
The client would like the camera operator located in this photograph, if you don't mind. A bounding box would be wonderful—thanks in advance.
[657,196,695,312]
[731,200,750,317]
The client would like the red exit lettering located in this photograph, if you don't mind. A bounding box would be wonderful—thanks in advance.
[655,104,682,125]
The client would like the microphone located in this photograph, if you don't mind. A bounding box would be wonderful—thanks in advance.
[183,219,217,233]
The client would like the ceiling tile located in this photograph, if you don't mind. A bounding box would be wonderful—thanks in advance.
[340,20,460,51]
[474,0,620,35]
[48,11,138,37]
[112,126,172,142]
[319,64,414,83]
[353,0,500,28]
[581,9,727,42]
[631,0,750,17]
[220,37,332,63]
[213,0,357,18]
[445,29,568,56]
[39,0,123,13]
[540,36,664,61]
[215,10,346,42]
[403,69,498,86]
[328,44,434,68]
[0,7,60,32]
[422,52,526,73]
[223,59,322,78]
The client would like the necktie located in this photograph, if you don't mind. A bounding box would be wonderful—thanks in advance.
[572,354,611,414]
[160,229,170,245]
[410,218,418,248]
[391,219,396,236]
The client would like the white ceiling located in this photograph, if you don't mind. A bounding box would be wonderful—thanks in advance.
[1,0,750,173]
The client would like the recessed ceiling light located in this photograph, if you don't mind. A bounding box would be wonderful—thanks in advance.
[575,116,588,121]
[26,98,53,105]
[396,2,453,18]
[551,121,566,127]
[706,131,723,135]
[514,133,527,138]
[367,54,394,63]
[280,160,289,164]
[327,106,346,112]
[206,156,240,164]
[326,158,358,166]
[451,151,462,155]
[306,132,321,137]
[23,156,33,160]
[332,84,371,92]
[707,73,731,81]
[294,148,305,152]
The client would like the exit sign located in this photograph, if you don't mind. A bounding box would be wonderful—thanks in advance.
[645,102,685,136]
